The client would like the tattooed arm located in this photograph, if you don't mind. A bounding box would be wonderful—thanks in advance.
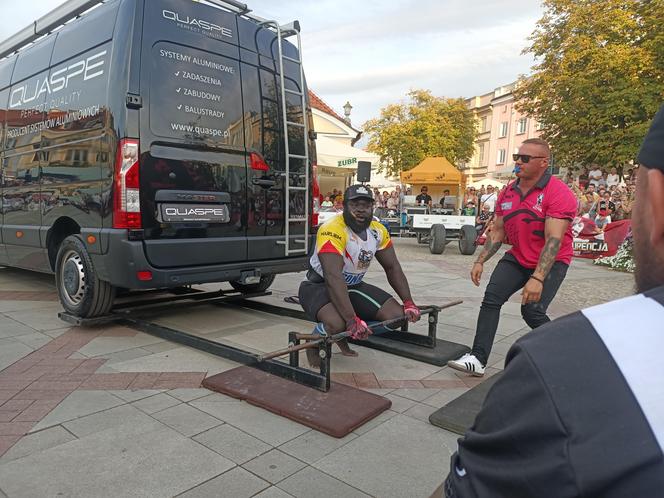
[475,216,505,264]
[532,217,570,281]
[470,216,504,286]
[522,217,570,304]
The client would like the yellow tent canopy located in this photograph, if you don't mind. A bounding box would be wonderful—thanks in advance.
[400,157,462,199]
[400,157,461,185]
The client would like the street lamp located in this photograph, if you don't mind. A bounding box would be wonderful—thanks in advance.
[343,101,353,123]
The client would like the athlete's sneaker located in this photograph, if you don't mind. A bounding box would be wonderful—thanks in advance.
[447,353,485,377]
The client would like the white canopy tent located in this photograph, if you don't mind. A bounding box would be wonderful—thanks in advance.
[316,135,378,169]
[315,135,399,192]
[469,178,506,190]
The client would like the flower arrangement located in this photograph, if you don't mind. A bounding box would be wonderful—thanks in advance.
[594,234,635,273]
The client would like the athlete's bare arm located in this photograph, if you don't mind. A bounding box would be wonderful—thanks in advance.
[319,252,356,323]
[375,246,413,303]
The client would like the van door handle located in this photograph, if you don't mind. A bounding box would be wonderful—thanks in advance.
[252,178,276,188]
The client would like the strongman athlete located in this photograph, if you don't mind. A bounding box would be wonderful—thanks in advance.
[298,184,420,366]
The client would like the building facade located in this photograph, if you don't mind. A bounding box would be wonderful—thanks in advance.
[461,82,542,181]
[308,91,396,193]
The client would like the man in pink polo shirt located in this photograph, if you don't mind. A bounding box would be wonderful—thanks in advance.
[448,138,577,376]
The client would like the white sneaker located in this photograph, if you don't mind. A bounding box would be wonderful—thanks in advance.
[447,353,485,377]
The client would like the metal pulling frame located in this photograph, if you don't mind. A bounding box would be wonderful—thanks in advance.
[231,299,463,350]
[124,315,330,392]
[59,295,460,393]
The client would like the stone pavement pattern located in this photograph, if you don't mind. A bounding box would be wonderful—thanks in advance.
[0,239,634,497]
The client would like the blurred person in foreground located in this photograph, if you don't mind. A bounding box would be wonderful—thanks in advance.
[442,105,664,498]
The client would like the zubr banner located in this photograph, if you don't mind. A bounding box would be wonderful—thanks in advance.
[572,218,631,259]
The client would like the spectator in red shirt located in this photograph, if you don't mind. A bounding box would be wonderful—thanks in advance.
[448,138,577,376]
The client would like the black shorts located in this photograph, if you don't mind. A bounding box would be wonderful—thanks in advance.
[298,279,393,322]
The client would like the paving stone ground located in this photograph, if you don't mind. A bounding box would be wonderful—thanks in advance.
[0,238,634,497]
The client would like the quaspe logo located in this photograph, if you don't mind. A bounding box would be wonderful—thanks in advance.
[165,207,226,217]
[10,51,106,108]
[162,10,233,38]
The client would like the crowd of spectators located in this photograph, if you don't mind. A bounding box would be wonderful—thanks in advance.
[319,164,637,238]
[565,165,637,228]
[321,185,414,212]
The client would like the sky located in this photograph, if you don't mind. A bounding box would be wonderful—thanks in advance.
[0,0,543,128]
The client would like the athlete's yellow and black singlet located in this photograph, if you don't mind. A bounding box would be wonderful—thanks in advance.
[309,214,392,286]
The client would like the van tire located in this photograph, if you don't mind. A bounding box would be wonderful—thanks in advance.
[55,235,115,318]
[429,224,446,254]
[229,274,276,294]
[458,225,478,255]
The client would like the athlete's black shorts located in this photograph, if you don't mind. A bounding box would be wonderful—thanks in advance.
[298,278,393,322]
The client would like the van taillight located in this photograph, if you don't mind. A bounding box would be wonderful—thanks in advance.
[112,139,141,229]
[250,152,270,171]
[311,162,320,226]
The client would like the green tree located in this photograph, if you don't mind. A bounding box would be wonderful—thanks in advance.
[514,0,664,167]
[363,90,477,176]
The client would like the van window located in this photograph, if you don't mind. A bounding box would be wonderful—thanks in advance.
[12,37,55,84]
[51,0,119,66]
[42,41,111,143]
[6,69,50,150]
[0,57,16,90]
[149,42,243,148]
[152,0,239,46]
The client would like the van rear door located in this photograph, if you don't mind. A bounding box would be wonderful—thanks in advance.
[238,19,311,261]
[138,0,247,268]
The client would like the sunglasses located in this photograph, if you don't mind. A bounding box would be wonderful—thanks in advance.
[513,154,546,163]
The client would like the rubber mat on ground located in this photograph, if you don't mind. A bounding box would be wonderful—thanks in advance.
[349,335,470,367]
[428,372,502,435]
[203,366,392,438]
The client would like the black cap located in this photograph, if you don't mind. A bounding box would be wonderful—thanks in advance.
[344,184,374,201]
[638,104,664,172]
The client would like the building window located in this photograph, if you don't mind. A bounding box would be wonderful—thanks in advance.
[497,149,506,164]
[481,116,488,132]
[499,122,508,138]
[479,143,485,164]
[535,121,543,131]
[65,149,88,165]
[517,118,527,134]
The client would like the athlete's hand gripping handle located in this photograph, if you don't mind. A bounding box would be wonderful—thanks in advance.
[346,316,372,340]
[403,299,421,322]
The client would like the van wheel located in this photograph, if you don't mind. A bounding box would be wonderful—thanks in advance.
[429,224,446,254]
[55,235,115,318]
[229,274,275,294]
[458,225,478,255]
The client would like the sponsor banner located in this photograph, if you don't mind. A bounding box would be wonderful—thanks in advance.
[572,218,631,259]
[476,218,631,260]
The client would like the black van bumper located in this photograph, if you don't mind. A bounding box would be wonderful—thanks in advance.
[91,231,312,289]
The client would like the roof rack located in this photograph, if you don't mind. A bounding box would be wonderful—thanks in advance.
[0,0,103,60]
[199,0,269,25]
[0,0,293,61]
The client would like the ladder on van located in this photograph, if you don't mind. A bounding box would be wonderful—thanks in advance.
[261,20,311,257]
